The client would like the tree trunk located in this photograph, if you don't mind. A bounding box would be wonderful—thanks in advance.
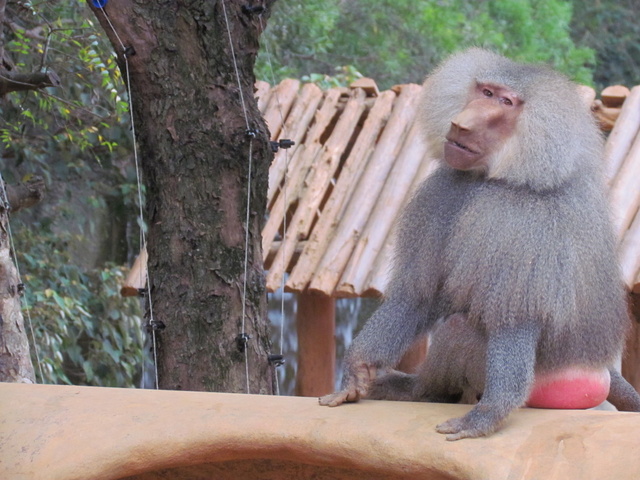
[0,177,45,383]
[89,0,275,393]
[0,226,35,383]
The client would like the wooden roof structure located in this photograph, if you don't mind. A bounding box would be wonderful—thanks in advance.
[122,80,640,299]
[258,79,640,298]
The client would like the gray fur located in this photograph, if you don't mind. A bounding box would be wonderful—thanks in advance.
[319,48,640,440]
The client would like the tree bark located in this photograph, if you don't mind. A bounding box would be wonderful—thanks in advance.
[0,246,35,383]
[88,1,275,393]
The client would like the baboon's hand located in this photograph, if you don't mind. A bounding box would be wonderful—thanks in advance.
[436,405,503,441]
[318,363,377,407]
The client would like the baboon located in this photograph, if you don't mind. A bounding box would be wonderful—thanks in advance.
[319,48,640,440]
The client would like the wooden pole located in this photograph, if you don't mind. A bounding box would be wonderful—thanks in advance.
[609,131,640,238]
[622,293,640,394]
[295,291,335,397]
[604,85,640,182]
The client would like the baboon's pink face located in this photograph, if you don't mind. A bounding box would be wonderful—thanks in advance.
[444,82,523,171]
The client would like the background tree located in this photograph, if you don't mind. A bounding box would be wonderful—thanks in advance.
[257,0,597,89]
[0,176,44,382]
[570,0,640,90]
[87,0,276,393]
[1,0,145,386]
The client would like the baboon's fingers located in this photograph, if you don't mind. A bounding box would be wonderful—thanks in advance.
[318,388,360,407]
[319,363,377,406]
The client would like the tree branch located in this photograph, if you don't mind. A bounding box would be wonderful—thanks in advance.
[0,0,6,68]
[3,176,45,213]
[0,69,61,95]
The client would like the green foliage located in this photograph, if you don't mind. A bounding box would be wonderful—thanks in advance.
[258,0,596,89]
[1,1,147,387]
[300,65,363,90]
[0,1,133,186]
[15,220,145,387]
[570,0,640,89]
[256,0,340,82]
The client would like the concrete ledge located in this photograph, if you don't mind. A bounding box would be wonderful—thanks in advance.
[1,383,640,479]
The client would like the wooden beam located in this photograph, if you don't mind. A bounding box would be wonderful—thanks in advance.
[622,293,640,394]
[121,246,148,297]
[605,85,640,182]
[350,77,379,97]
[601,85,630,108]
[609,132,640,238]
[295,291,335,397]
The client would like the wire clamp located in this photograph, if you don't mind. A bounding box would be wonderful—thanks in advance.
[267,354,285,367]
[242,4,266,15]
[270,139,295,153]
[236,332,251,352]
[146,319,166,333]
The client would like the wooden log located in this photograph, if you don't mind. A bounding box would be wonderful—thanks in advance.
[121,246,148,297]
[262,78,300,141]
[604,85,640,182]
[286,90,397,293]
[295,291,336,397]
[307,84,423,295]
[262,89,344,269]
[254,80,272,113]
[267,83,324,205]
[631,293,640,321]
[266,89,367,292]
[601,85,630,108]
[287,90,367,242]
[363,160,440,296]
[592,100,621,131]
[350,77,379,97]
[619,208,640,289]
[267,87,344,206]
[609,131,640,238]
[264,240,305,282]
[336,116,427,296]
[621,310,640,394]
